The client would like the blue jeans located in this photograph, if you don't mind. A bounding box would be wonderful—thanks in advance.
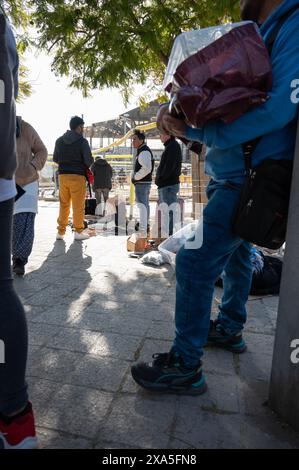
[172,180,253,366]
[135,183,151,232]
[158,184,180,236]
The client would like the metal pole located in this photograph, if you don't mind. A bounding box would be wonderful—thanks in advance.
[268,117,299,432]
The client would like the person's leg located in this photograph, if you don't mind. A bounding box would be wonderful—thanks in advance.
[69,175,86,233]
[131,181,251,393]
[0,199,37,449]
[0,200,28,413]
[102,188,110,203]
[173,182,251,365]
[94,188,102,206]
[135,183,150,233]
[12,213,36,274]
[0,200,37,448]
[206,241,252,353]
[57,175,71,235]
[158,184,179,236]
[217,241,253,334]
[101,189,110,216]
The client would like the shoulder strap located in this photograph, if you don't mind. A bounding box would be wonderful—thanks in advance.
[243,5,299,172]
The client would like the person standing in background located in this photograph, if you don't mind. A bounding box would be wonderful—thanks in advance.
[91,156,113,216]
[0,11,38,449]
[53,116,94,241]
[131,129,154,235]
[12,117,48,276]
[155,132,182,236]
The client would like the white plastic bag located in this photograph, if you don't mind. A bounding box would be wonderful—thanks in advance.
[140,251,166,267]
[163,21,254,91]
[158,222,203,268]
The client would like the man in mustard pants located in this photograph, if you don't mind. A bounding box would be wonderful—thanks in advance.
[53,116,94,241]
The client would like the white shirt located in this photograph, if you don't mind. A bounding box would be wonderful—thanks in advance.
[14,180,39,214]
[134,150,152,181]
[0,178,17,203]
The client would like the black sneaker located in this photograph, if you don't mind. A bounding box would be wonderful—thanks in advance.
[206,320,247,353]
[12,258,25,276]
[131,351,207,395]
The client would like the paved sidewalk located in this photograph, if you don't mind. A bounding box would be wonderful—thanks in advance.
[14,202,299,449]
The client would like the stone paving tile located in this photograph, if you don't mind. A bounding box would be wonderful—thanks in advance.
[241,414,299,449]
[124,302,174,321]
[178,373,240,414]
[172,409,244,449]
[26,378,63,423]
[68,355,130,392]
[24,283,81,306]
[98,395,176,449]
[203,347,236,377]
[262,297,279,324]
[146,321,175,341]
[29,347,85,383]
[27,322,61,347]
[30,306,81,327]
[90,332,142,361]
[245,301,276,334]
[37,428,92,449]
[14,277,52,300]
[39,384,113,439]
[238,352,273,381]
[243,332,275,355]
[46,327,101,354]
[237,379,270,416]
[70,309,151,337]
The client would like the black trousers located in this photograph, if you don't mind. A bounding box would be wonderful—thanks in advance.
[0,199,28,414]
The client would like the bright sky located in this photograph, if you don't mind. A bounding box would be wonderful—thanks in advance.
[17,49,139,154]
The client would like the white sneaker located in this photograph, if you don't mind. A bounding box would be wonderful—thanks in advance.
[74,230,90,241]
[56,232,64,240]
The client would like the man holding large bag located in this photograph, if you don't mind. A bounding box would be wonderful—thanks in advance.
[131,0,299,394]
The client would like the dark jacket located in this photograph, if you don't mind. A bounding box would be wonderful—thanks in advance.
[0,15,18,180]
[53,130,94,175]
[91,158,113,190]
[155,137,182,189]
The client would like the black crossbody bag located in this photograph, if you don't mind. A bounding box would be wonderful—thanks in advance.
[232,6,298,249]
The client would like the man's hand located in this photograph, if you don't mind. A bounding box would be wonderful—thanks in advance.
[156,103,187,137]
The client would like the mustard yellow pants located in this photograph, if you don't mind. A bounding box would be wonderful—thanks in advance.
[57,174,86,234]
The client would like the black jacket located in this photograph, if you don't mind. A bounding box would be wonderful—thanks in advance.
[0,15,18,180]
[53,130,94,175]
[91,158,113,189]
[155,137,182,189]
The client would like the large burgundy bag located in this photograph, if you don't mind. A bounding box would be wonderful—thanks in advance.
[166,23,272,128]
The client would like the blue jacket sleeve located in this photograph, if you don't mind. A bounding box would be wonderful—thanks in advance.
[186,15,299,150]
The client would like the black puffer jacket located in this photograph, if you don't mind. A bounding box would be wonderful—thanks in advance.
[53,130,94,175]
[91,158,113,190]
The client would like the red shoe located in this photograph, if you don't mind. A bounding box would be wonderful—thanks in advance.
[0,402,38,449]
